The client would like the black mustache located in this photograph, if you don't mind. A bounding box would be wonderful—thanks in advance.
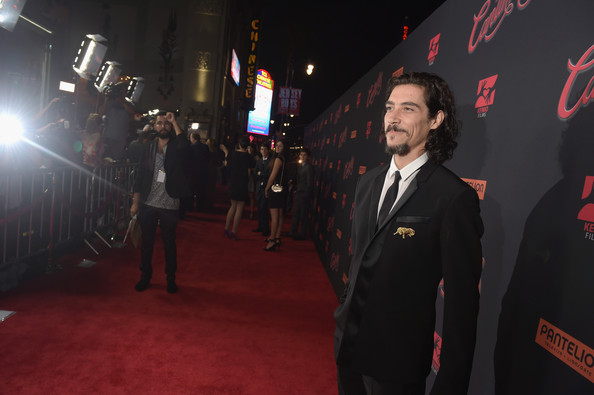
[385,124,407,133]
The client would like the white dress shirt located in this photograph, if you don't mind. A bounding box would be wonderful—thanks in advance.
[377,153,429,220]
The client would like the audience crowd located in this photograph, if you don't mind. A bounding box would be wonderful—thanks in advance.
[1,93,316,270]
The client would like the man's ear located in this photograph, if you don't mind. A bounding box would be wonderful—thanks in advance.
[430,110,445,130]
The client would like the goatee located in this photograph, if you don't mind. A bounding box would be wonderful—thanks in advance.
[385,143,410,156]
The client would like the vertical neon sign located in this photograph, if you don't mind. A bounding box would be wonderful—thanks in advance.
[247,69,273,136]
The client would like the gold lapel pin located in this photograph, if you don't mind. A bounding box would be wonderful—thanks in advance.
[394,227,415,239]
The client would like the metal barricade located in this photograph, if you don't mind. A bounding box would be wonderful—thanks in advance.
[0,163,136,274]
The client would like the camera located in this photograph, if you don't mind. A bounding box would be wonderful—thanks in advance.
[104,82,127,99]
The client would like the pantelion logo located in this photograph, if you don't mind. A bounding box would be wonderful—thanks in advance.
[475,75,498,118]
[535,318,594,383]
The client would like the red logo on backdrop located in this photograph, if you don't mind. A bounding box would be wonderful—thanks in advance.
[428,34,441,65]
[392,67,404,78]
[535,318,594,383]
[338,128,347,148]
[475,75,498,117]
[468,0,532,54]
[558,45,594,120]
[432,331,442,374]
[462,178,488,200]
[343,157,354,180]
[578,176,594,241]
[334,104,343,125]
[366,72,383,108]
[330,252,340,272]
[579,176,594,221]
[365,121,372,139]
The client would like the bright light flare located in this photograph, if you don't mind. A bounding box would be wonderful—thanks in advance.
[0,114,24,145]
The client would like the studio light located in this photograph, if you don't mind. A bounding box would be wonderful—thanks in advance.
[0,114,24,145]
[125,77,144,104]
[58,81,76,93]
[306,63,314,76]
[0,0,28,32]
[72,34,108,80]
[94,61,121,92]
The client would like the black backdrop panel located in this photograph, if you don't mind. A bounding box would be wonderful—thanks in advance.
[305,1,594,393]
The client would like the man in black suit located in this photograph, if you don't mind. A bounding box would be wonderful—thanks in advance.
[188,130,210,212]
[130,111,191,294]
[289,148,314,240]
[334,72,484,394]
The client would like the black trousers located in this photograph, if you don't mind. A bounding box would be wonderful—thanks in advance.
[139,205,179,281]
[290,194,312,238]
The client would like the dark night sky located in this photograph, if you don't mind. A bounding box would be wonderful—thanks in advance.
[256,1,447,128]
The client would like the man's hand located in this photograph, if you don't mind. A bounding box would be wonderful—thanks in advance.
[166,112,176,124]
[130,202,139,217]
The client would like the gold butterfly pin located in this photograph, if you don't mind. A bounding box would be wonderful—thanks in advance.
[394,227,415,239]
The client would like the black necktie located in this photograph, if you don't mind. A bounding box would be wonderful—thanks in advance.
[377,171,401,227]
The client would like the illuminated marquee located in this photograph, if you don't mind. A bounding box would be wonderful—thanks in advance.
[247,69,274,136]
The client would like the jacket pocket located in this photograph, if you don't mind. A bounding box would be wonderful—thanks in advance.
[395,216,430,223]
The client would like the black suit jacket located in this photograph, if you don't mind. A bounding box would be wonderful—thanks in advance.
[133,134,192,203]
[254,156,271,193]
[334,160,483,394]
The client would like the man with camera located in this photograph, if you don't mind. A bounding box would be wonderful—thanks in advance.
[130,111,191,294]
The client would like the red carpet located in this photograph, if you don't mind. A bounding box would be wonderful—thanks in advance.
[0,195,338,394]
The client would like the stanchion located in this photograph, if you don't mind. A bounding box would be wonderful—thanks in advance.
[46,174,62,273]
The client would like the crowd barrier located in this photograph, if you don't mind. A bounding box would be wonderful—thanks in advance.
[0,163,136,289]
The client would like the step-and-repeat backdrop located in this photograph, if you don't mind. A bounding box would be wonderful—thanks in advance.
[304,1,594,393]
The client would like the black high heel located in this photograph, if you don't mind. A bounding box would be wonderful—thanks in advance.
[263,241,278,251]
[274,238,281,247]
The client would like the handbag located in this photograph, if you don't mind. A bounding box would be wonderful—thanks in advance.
[270,157,285,193]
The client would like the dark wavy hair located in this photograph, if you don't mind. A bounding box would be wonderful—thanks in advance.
[268,138,289,171]
[385,72,460,164]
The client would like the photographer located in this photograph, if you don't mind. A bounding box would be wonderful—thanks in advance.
[130,111,191,294]
[33,97,79,167]
[99,81,135,161]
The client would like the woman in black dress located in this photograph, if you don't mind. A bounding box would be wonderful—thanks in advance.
[220,136,255,239]
[264,139,288,251]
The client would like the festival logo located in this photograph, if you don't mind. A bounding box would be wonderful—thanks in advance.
[578,176,594,241]
[428,34,441,65]
[366,72,383,108]
[475,75,498,118]
[468,0,532,54]
[558,45,594,120]
[432,331,442,374]
[343,157,354,180]
[330,252,340,272]
[535,318,594,383]
[392,67,404,78]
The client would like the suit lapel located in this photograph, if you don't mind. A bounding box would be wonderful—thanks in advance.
[375,161,438,233]
[368,165,389,239]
